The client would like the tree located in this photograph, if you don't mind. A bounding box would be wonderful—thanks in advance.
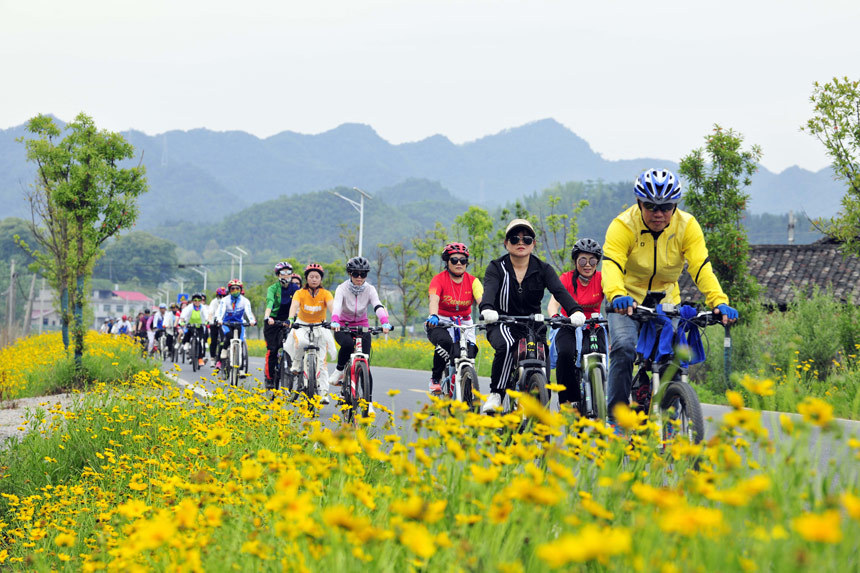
[381,242,421,336]
[802,77,860,254]
[336,223,359,261]
[453,206,494,280]
[532,193,590,273]
[678,125,761,304]
[94,232,178,286]
[18,113,147,371]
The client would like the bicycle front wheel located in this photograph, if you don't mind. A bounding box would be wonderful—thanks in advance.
[305,353,318,402]
[191,336,199,372]
[526,371,549,407]
[458,365,480,412]
[354,361,370,419]
[660,381,705,444]
[589,363,608,421]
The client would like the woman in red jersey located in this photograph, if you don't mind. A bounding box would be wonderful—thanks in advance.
[425,243,483,394]
[548,238,607,406]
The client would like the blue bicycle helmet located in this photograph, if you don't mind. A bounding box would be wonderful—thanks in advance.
[634,169,682,204]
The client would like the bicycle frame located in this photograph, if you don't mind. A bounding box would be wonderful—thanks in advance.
[630,300,719,443]
[341,326,384,421]
[290,322,329,397]
[436,318,482,401]
[495,314,564,413]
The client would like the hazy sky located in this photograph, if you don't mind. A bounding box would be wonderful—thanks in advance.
[2,0,857,172]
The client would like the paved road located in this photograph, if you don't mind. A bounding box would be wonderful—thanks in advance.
[166,356,860,464]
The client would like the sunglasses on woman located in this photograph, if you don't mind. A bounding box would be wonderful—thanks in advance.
[449,257,469,265]
[351,271,368,278]
[642,202,675,213]
[508,236,534,245]
[577,257,599,267]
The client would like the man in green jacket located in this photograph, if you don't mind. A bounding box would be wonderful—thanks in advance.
[262,261,301,389]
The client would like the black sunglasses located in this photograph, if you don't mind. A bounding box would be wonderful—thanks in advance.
[508,235,534,245]
[449,257,469,265]
[351,271,368,278]
[642,202,675,213]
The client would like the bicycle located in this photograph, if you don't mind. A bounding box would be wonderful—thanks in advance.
[283,322,331,408]
[151,330,166,362]
[220,321,249,387]
[185,325,206,373]
[629,298,726,445]
[266,321,293,398]
[491,314,568,415]
[340,326,384,424]
[434,318,484,411]
[553,315,609,420]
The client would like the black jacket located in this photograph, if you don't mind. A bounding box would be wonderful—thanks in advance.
[480,254,581,317]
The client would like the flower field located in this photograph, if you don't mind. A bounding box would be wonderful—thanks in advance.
[0,339,858,571]
[0,332,147,399]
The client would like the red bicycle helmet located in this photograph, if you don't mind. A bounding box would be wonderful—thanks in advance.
[304,263,324,278]
[216,287,227,297]
[442,242,469,262]
[227,279,243,290]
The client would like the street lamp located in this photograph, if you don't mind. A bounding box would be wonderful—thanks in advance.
[157,289,169,305]
[190,266,209,292]
[330,187,372,258]
[221,247,248,282]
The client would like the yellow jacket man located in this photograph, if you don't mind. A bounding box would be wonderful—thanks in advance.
[602,169,738,424]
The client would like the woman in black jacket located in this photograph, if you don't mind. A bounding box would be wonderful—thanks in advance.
[479,219,586,413]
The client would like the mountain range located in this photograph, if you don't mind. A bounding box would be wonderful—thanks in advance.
[0,117,843,227]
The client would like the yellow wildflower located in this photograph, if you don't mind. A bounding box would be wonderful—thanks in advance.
[537,525,631,567]
[797,398,834,427]
[842,492,860,520]
[725,390,744,410]
[792,510,842,543]
[740,375,775,397]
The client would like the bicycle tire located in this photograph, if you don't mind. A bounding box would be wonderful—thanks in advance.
[354,361,370,420]
[660,381,705,444]
[589,363,608,421]
[306,353,318,404]
[191,334,199,372]
[459,365,480,412]
[526,370,549,407]
[242,340,249,374]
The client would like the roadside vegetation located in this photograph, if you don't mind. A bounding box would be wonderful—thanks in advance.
[0,358,857,570]
[0,332,151,400]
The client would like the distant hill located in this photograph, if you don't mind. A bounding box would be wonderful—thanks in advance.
[0,117,845,226]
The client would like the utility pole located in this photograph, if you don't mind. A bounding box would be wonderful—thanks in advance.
[23,274,36,337]
[38,277,45,334]
[330,187,372,258]
[787,211,796,245]
[8,260,16,343]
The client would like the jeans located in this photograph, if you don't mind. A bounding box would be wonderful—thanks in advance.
[606,312,638,421]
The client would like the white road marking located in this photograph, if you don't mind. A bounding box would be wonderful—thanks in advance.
[163,371,213,398]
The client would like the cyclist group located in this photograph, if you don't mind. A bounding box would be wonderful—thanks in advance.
[109,168,738,424]
[429,168,738,424]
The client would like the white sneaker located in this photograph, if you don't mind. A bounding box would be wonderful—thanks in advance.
[367,404,376,416]
[320,395,331,405]
[481,393,503,414]
[331,369,345,387]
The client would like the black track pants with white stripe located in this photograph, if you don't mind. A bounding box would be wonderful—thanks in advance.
[486,323,527,395]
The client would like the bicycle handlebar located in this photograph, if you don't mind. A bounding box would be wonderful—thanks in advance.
[495,314,572,327]
[632,305,723,327]
[342,325,386,335]
[290,321,331,329]
[221,321,251,327]
[436,318,486,331]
